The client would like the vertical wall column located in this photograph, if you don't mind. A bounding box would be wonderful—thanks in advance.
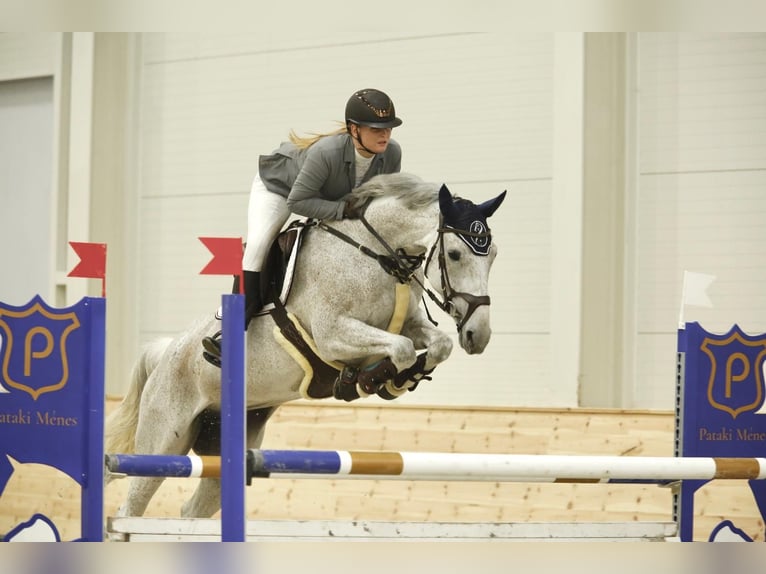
[550,33,632,408]
[90,33,140,395]
[550,33,585,406]
[53,32,139,395]
[63,33,95,304]
[579,34,631,408]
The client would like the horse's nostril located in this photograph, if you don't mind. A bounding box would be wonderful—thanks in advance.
[466,331,474,343]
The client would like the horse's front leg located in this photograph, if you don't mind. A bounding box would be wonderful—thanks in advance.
[400,305,453,371]
[312,316,417,373]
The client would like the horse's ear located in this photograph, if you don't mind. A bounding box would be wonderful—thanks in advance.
[438,184,456,218]
[478,190,507,219]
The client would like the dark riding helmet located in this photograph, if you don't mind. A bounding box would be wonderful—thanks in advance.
[345,89,403,129]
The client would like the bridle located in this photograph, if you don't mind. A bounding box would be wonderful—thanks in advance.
[423,217,492,332]
[317,210,492,333]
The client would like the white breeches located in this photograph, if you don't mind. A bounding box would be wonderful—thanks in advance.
[242,173,291,272]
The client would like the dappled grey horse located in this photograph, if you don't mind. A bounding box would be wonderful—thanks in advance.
[105,172,506,518]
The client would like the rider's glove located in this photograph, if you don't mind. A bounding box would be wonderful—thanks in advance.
[343,196,366,219]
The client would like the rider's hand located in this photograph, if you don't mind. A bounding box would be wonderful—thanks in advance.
[343,196,365,219]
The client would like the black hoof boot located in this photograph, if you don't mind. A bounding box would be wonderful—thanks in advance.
[333,366,360,402]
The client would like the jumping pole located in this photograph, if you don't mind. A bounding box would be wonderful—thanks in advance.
[105,450,766,483]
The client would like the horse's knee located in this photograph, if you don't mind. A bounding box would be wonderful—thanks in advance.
[426,335,453,368]
[390,338,416,371]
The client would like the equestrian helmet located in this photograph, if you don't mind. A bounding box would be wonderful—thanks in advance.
[345,89,402,129]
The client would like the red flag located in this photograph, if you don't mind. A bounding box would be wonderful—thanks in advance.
[199,237,243,276]
[68,242,107,297]
[68,242,107,279]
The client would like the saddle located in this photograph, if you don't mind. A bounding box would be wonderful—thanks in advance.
[225,219,307,315]
[247,219,345,399]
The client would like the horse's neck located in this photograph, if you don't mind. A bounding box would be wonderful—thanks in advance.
[365,200,439,255]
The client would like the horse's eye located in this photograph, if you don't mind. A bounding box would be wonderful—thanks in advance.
[448,250,461,262]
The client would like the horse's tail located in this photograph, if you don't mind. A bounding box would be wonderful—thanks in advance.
[104,337,172,456]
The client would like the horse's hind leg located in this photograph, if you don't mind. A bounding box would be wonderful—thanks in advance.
[116,477,168,518]
[181,478,222,519]
[117,407,200,517]
[117,375,203,517]
[181,407,277,518]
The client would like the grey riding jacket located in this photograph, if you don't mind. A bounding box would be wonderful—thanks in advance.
[258,132,402,221]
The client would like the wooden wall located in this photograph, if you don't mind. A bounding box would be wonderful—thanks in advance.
[2,401,763,541]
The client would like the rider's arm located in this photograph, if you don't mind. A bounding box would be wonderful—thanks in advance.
[287,142,349,221]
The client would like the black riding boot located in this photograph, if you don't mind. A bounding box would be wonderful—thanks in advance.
[243,270,262,328]
[201,271,262,367]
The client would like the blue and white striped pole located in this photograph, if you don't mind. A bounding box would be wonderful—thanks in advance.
[105,450,766,483]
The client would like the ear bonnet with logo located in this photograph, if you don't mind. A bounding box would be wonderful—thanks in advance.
[438,186,507,256]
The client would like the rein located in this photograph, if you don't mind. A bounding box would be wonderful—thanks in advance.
[317,219,424,284]
[318,211,492,333]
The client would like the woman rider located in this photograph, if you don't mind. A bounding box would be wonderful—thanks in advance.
[202,88,403,365]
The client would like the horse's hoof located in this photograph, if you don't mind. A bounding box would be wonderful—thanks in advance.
[332,380,360,402]
[376,387,399,400]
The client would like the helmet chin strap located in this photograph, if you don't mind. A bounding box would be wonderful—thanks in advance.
[349,123,377,156]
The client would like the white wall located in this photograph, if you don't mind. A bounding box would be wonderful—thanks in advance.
[0,77,54,305]
[133,33,557,407]
[635,33,766,409]
[0,33,135,397]
[4,32,766,410]
[0,34,58,305]
[107,32,766,409]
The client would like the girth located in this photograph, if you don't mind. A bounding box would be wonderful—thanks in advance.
[269,298,340,399]
[269,282,414,401]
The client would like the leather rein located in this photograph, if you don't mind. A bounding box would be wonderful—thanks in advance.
[317,211,491,333]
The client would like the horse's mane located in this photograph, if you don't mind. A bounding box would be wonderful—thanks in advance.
[352,172,439,210]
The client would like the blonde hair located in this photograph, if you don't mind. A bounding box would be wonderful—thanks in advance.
[288,123,347,150]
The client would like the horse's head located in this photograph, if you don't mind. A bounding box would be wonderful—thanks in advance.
[341,173,505,354]
[426,185,506,354]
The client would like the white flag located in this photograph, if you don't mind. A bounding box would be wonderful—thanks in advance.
[678,271,715,328]
[682,271,715,308]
